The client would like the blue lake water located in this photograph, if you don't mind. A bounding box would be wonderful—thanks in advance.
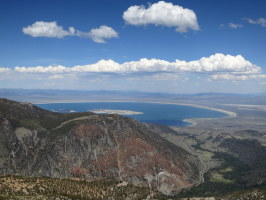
[36,102,228,127]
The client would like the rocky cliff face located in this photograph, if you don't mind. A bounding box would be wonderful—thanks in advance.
[0,98,200,195]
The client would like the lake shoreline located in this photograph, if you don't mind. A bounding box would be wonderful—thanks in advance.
[35,100,237,127]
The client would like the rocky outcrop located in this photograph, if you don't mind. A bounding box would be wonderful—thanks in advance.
[0,98,200,195]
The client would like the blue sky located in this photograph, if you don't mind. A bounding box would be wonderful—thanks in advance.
[0,0,266,93]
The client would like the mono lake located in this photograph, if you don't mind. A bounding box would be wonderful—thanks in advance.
[36,102,228,126]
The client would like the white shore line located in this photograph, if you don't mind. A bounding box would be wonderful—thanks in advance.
[34,100,237,127]
[89,109,143,115]
[182,119,198,126]
[171,103,237,127]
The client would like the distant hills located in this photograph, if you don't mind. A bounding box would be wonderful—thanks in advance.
[0,88,266,104]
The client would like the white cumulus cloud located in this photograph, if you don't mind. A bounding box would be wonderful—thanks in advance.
[68,54,260,74]
[77,25,119,43]
[243,17,266,27]
[0,68,10,72]
[72,59,121,72]
[15,65,67,73]
[8,54,261,78]
[228,23,243,29]
[179,53,260,74]
[123,1,199,33]
[23,21,118,43]
[23,21,76,38]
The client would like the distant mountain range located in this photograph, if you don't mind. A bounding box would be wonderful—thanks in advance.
[0,88,266,104]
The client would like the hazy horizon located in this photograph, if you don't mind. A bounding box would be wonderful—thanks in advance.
[1,87,266,95]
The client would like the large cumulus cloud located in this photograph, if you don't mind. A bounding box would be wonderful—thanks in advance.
[9,53,261,75]
[123,1,199,33]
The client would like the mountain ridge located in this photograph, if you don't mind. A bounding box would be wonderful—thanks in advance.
[0,98,200,195]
